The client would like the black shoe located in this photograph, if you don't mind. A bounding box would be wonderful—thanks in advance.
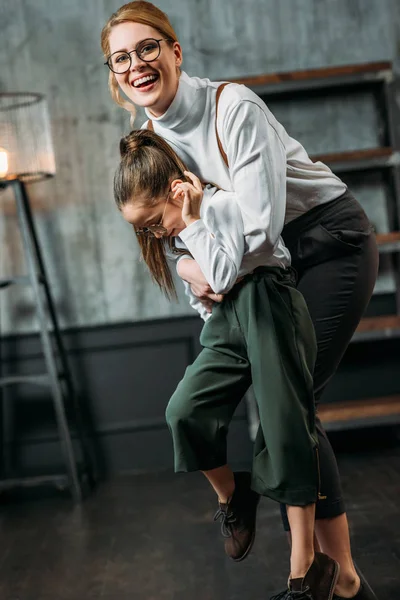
[270,589,313,599]
[332,566,378,600]
[213,471,260,561]
[270,552,340,600]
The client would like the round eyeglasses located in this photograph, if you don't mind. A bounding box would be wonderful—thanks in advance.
[135,191,170,237]
[105,38,172,74]
[135,223,167,237]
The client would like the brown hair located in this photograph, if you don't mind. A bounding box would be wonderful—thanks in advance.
[114,129,191,300]
[101,1,180,123]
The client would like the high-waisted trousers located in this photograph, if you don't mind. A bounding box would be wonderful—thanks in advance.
[166,267,320,506]
[279,187,379,529]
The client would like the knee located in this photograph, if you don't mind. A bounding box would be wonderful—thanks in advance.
[165,392,195,430]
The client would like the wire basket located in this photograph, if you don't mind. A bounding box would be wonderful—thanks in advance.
[0,92,56,182]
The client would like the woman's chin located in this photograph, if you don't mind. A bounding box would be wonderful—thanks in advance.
[169,228,182,237]
[122,84,157,108]
[128,91,159,109]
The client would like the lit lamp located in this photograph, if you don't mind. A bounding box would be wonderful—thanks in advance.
[0,93,87,502]
[0,147,8,179]
[0,93,56,183]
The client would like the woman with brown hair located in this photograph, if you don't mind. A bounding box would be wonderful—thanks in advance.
[114,127,341,600]
[101,3,379,599]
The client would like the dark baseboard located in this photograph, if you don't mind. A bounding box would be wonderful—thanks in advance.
[0,315,252,479]
[0,303,399,479]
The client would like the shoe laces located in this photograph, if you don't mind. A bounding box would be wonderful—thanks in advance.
[270,586,312,600]
[213,504,237,538]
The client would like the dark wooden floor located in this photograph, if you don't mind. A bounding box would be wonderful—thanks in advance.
[1,429,399,600]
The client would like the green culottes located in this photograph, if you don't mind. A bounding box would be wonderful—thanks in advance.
[165,266,320,506]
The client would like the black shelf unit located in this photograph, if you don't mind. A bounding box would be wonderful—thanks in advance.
[231,61,400,430]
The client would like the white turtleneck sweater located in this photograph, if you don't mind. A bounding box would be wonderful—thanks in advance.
[142,70,347,317]
[164,184,290,321]
[143,70,347,234]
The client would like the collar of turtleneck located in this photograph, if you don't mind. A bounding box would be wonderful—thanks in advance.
[144,71,204,131]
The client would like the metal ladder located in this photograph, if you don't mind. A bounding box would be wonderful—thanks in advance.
[0,178,93,502]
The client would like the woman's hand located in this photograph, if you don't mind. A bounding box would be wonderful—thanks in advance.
[173,171,203,227]
[177,258,224,313]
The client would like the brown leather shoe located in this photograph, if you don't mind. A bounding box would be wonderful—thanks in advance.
[289,552,340,600]
[213,471,260,562]
[270,552,340,599]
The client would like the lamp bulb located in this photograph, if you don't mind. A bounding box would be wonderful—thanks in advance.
[0,147,8,179]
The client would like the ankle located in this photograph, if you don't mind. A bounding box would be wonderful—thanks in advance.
[334,573,360,598]
[290,552,315,579]
[217,484,235,505]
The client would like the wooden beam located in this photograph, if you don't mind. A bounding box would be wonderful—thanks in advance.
[319,395,400,424]
[230,61,392,87]
[310,147,393,164]
[376,232,400,245]
[356,315,400,333]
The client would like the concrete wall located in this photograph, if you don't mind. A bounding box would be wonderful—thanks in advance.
[0,0,399,334]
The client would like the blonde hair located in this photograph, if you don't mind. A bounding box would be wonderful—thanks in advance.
[114,129,191,300]
[101,1,180,124]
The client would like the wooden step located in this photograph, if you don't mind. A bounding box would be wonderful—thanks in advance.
[375,231,400,253]
[353,315,400,341]
[230,61,393,96]
[231,61,392,87]
[376,232,400,245]
[311,147,393,164]
[319,395,400,430]
[310,147,399,173]
[357,315,400,332]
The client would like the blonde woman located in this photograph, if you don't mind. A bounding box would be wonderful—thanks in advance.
[102,3,379,599]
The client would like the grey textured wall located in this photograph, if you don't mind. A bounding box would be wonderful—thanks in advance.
[0,0,399,334]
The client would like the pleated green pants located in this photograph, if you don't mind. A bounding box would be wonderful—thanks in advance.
[166,267,320,506]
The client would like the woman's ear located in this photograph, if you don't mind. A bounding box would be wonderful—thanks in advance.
[173,42,183,67]
[171,179,185,202]
[171,179,183,194]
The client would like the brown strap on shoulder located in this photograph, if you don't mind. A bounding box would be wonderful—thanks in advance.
[147,119,154,131]
[215,83,230,168]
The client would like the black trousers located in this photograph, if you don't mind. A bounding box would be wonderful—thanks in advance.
[279,188,379,529]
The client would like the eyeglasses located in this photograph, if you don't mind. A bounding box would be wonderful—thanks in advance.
[105,38,172,74]
[135,192,170,237]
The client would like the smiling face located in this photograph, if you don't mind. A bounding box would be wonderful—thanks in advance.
[108,22,182,118]
[121,188,186,238]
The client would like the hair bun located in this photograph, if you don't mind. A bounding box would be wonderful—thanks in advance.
[119,133,139,157]
[119,130,156,157]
